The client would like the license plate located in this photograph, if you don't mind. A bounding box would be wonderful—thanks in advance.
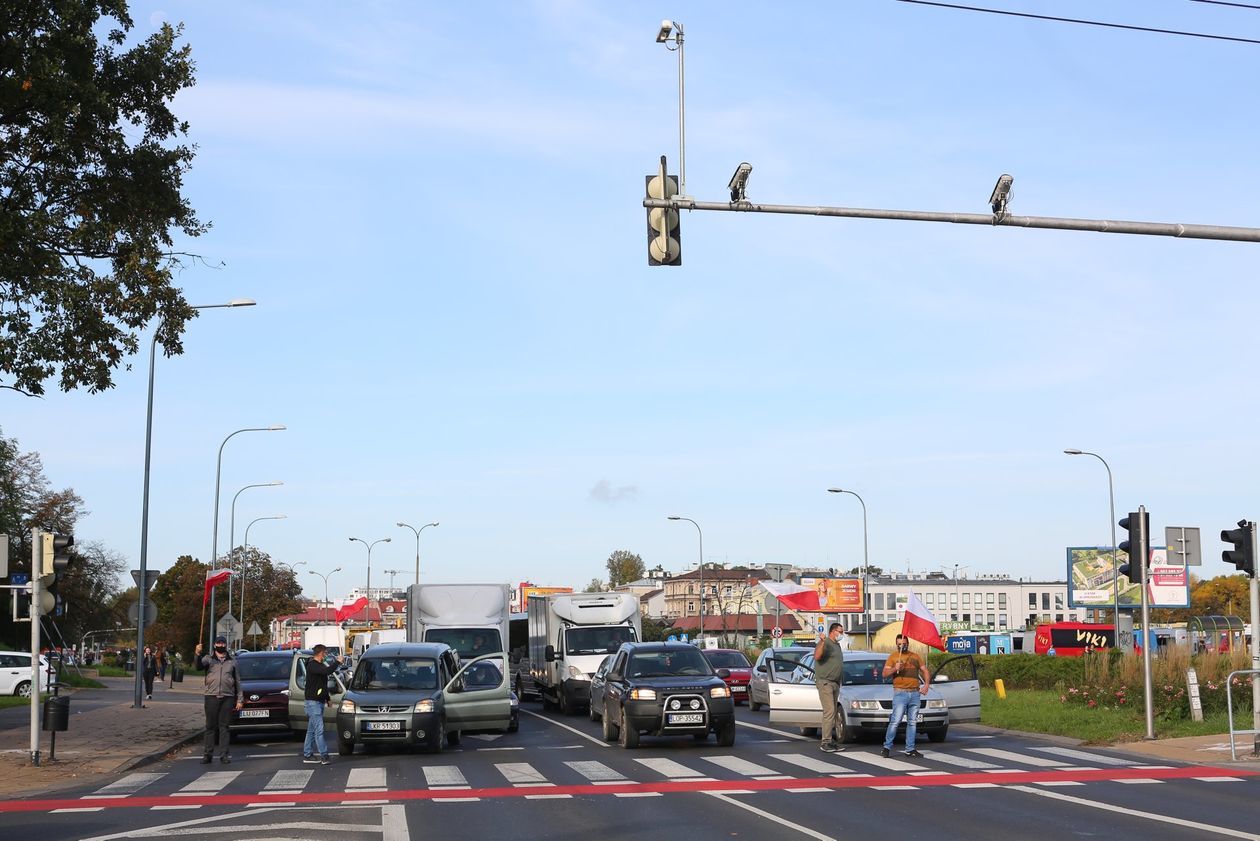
[731,686,746,692]
[239,709,269,719]
[365,720,403,732]
[667,713,704,725]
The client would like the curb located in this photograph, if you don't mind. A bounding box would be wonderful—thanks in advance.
[114,727,207,776]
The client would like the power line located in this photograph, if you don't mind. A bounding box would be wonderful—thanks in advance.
[1190,0,1260,10]
[895,0,1260,44]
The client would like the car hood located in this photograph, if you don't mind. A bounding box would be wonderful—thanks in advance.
[345,689,438,707]
[628,676,725,692]
[241,679,289,696]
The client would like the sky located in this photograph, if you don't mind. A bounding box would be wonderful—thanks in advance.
[5,1,1260,603]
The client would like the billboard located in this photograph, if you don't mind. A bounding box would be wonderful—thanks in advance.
[514,585,573,613]
[798,577,865,613]
[1067,546,1189,609]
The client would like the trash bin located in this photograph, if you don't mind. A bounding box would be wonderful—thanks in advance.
[42,696,69,732]
[124,661,135,673]
[172,665,184,683]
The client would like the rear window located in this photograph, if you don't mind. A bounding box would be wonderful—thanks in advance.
[352,657,438,691]
[237,657,292,681]
[703,651,750,669]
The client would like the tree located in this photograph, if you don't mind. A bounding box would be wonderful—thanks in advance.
[605,550,645,588]
[583,578,606,593]
[220,546,302,650]
[1,1,206,396]
[148,554,208,661]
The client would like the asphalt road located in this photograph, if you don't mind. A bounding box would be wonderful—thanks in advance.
[3,701,1258,841]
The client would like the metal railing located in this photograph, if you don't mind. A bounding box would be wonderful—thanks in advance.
[1224,669,1260,761]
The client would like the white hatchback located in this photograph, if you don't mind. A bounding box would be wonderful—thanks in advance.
[0,651,56,697]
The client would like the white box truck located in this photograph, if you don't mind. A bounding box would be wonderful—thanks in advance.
[303,625,344,656]
[407,583,511,660]
[528,592,641,715]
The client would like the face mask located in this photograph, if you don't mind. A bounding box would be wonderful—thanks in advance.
[214,645,227,654]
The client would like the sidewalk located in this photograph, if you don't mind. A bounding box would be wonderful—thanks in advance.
[0,674,205,798]
[968,723,1260,768]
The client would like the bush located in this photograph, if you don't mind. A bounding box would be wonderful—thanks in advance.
[926,652,1084,690]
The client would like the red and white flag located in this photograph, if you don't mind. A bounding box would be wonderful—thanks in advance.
[760,580,822,613]
[902,590,946,651]
[335,597,369,623]
[203,569,234,605]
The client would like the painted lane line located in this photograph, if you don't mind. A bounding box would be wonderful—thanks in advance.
[872,785,920,791]
[1197,776,1245,782]
[249,801,294,807]
[1134,764,1174,769]
[565,760,628,783]
[423,766,468,787]
[734,719,813,741]
[520,708,610,748]
[614,792,662,798]
[85,772,167,798]
[346,767,387,789]
[702,756,784,777]
[52,807,105,813]
[1033,781,1085,787]
[1033,746,1129,766]
[476,746,526,751]
[435,797,481,802]
[787,787,831,793]
[151,805,201,810]
[1010,784,1260,840]
[706,792,840,841]
[966,747,1071,767]
[524,794,572,800]
[1114,778,1162,784]
[952,782,999,788]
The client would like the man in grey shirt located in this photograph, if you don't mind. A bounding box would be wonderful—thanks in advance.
[813,622,845,752]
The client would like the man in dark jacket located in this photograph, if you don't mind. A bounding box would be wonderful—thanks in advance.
[195,636,243,764]
[302,644,342,765]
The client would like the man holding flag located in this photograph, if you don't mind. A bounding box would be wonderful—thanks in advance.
[881,590,943,758]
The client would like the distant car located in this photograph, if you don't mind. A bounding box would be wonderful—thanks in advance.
[594,642,736,748]
[0,651,55,697]
[587,654,613,722]
[701,649,753,704]
[230,651,298,737]
[748,646,809,711]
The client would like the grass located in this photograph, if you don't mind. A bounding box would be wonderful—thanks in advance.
[980,687,1237,743]
[94,664,130,677]
[0,695,36,709]
[58,671,105,689]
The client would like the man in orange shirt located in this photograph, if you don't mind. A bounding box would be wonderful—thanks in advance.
[880,633,930,758]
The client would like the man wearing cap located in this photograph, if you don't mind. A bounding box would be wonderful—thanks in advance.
[195,637,243,764]
[813,622,846,752]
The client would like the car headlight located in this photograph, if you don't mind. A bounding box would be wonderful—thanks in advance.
[709,686,731,699]
[850,700,881,711]
[339,699,356,713]
[414,699,436,713]
[926,699,947,709]
[567,665,584,680]
[629,688,657,701]
[280,689,290,696]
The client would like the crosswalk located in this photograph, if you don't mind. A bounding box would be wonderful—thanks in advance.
[53,745,1246,812]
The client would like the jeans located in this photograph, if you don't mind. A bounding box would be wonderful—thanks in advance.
[883,689,922,752]
[304,700,329,758]
[203,696,233,757]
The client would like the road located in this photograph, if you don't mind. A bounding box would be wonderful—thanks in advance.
[2,702,1257,840]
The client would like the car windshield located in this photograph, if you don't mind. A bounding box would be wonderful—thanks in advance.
[424,629,502,659]
[237,657,291,680]
[565,626,637,656]
[789,656,893,686]
[351,657,439,691]
[703,651,751,669]
[627,649,713,677]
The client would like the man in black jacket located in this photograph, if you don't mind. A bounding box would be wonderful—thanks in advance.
[303,644,342,764]
[194,636,242,764]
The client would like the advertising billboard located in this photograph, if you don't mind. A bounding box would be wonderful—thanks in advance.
[798,577,865,613]
[513,585,573,613]
[1067,546,1189,609]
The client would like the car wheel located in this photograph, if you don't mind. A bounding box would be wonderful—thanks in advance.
[542,692,556,712]
[559,691,571,716]
[602,707,619,741]
[15,681,31,698]
[618,710,639,749]
[338,737,353,756]
[508,712,519,733]
[837,714,858,744]
[750,700,762,711]
[446,729,461,747]
[927,725,948,743]
[717,720,736,747]
[588,701,599,722]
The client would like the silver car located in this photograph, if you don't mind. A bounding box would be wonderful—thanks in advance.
[748,647,810,711]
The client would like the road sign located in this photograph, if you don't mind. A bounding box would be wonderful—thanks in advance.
[1166,526,1201,566]
[771,627,783,639]
[216,612,242,641]
[246,621,263,636]
[128,600,157,627]
[763,563,792,582]
[131,569,160,592]
[667,635,678,643]
[10,572,29,586]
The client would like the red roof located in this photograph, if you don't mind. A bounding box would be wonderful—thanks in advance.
[669,614,801,633]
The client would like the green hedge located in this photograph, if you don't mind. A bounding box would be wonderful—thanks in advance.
[927,652,1087,689]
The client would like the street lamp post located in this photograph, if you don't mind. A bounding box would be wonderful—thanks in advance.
[239,515,286,649]
[227,481,283,618]
[277,560,307,576]
[309,568,341,625]
[827,488,871,648]
[655,19,687,198]
[396,521,439,587]
[942,563,971,622]
[349,537,391,602]
[135,298,255,711]
[1064,449,1121,635]
[208,424,285,652]
[668,516,704,638]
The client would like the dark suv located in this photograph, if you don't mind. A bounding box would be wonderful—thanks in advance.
[596,642,736,748]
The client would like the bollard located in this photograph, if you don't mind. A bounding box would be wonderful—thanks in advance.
[995,678,1007,699]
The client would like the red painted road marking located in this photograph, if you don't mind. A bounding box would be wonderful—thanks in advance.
[3,766,1254,814]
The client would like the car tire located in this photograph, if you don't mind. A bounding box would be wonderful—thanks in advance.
[447,729,461,747]
[542,692,556,712]
[559,691,571,716]
[602,707,619,741]
[717,720,736,747]
[618,710,638,749]
[750,699,762,712]
[588,701,599,722]
[338,737,353,756]
[837,714,858,744]
[927,725,948,743]
[15,681,31,698]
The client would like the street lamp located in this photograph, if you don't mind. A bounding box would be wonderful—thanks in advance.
[208,423,286,651]
[827,488,871,648]
[397,521,439,587]
[941,563,970,622]
[227,481,283,617]
[655,19,688,199]
[349,537,391,601]
[1064,448,1121,633]
[239,515,286,649]
[135,297,254,711]
[668,516,704,638]
[278,560,307,576]
[309,568,341,625]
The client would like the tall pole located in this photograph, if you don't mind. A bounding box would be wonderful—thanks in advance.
[30,528,41,765]
[240,515,285,649]
[675,23,685,198]
[208,424,285,652]
[1064,449,1121,640]
[1248,522,1260,756]
[1137,506,1155,740]
[137,299,255,710]
[397,521,439,587]
[828,489,871,648]
[228,481,282,618]
[309,568,340,625]
[349,537,391,602]
[669,517,703,638]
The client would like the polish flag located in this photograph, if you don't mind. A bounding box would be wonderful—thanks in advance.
[902,590,946,651]
[203,569,234,605]
[760,580,822,613]
[335,596,369,623]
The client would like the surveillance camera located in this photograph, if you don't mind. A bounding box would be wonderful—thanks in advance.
[989,173,1013,215]
[657,20,676,43]
[728,162,753,202]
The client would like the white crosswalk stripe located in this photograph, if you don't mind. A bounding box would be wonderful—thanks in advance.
[424,765,470,787]
[842,752,927,773]
[346,766,388,789]
[174,770,240,795]
[262,769,313,793]
[84,772,165,798]
[966,748,1074,768]
[635,757,714,780]
[497,762,551,786]
[566,760,629,783]
[1033,746,1129,766]
[919,752,1000,770]
[768,753,865,775]
[702,756,790,778]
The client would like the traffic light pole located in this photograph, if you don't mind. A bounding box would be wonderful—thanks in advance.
[1250,523,1260,757]
[1136,506,1155,740]
[29,527,41,767]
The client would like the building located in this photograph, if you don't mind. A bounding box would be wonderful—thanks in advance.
[860,573,1083,632]
[660,567,766,621]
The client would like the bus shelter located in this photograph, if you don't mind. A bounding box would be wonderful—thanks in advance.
[1189,615,1245,653]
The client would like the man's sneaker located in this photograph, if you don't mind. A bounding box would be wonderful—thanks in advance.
[219,756,231,764]
[302,756,319,764]
[320,756,331,766]
[200,754,212,765]
[904,749,923,758]
[880,748,890,758]
[820,743,838,753]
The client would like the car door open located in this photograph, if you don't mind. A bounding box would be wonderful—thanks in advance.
[931,655,981,723]
[766,656,823,728]
[444,652,513,733]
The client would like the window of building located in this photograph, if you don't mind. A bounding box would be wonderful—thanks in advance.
[999,593,1007,608]
[1041,593,1050,611]
[986,593,995,605]
[938,592,947,607]
[924,593,934,605]
[687,601,695,613]
[962,613,971,623]
[1054,593,1064,610]
[950,594,958,608]
[1028,592,1036,607]
[962,593,971,607]
[999,613,1008,627]
[987,614,996,626]
[872,593,883,610]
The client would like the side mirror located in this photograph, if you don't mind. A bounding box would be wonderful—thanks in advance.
[755,664,766,672]
[717,668,731,679]
[935,675,951,683]
[544,645,556,662]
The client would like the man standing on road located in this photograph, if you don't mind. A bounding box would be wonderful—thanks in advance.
[813,622,845,752]
[303,644,342,765]
[194,636,242,764]
[881,633,930,758]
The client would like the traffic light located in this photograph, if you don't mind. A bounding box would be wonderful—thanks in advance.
[36,532,73,615]
[1221,520,1255,577]
[51,533,73,572]
[1117,510,1149,581]
[646,155,681,266]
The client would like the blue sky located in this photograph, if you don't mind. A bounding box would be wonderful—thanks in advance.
[5,1,1260,601]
